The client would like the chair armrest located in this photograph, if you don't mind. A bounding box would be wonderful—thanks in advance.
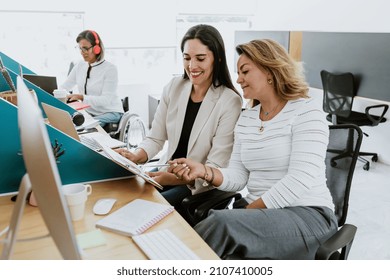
[181,189,241,226]
[365,104,389,126]
[193,191,242,221]
[315,224,357,260]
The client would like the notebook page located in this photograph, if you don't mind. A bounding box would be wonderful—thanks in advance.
[95,199,174,236]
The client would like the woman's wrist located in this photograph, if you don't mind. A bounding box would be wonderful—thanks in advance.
[202,165,214,187]
[133,148,147,164]
[202,164,209,187]
[208,166,215,185]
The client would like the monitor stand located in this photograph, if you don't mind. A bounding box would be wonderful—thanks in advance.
[1,174,31,260]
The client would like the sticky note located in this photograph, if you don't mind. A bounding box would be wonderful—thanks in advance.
[76,229,107,249]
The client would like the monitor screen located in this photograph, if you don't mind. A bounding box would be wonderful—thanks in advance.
[23,74,58,95]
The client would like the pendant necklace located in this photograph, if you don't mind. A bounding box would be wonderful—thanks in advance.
[259,102,280,133]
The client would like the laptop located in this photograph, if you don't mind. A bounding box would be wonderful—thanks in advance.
[23,74,58,95]
[41,103,126,151]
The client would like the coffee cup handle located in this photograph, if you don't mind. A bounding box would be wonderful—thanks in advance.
[85,184,92,195]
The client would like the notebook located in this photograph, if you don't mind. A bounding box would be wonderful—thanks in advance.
[41,102,125,150]
[95,199,174,236]
[23,74,58,95]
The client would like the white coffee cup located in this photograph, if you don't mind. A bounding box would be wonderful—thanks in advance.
[62,183,92,221]
[53,89,68,103]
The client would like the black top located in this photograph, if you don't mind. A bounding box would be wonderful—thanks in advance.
[171,97,202,160]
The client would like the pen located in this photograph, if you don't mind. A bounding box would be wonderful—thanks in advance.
[141,164,170,168]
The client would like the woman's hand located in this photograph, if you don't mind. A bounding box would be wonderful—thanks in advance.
[147,170,192,186]
[114,147,148,164]
[66,94,83,102]
[114,148,138,162]
[245,198,267,209]
[168,158,205,182]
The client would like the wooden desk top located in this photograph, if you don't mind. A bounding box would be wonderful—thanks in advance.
[0,177,219,260]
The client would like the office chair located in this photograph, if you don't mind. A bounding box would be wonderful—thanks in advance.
[321,70,388,170]
[103,97,129,136]
[67,61,75,76]
[181,124,362,260]
[181,189,242,226]
[104,97,146,150]
[315,124,362,260]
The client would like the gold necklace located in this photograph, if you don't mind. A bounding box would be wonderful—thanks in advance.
[259,102,280,132]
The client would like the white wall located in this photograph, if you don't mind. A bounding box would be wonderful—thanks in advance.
[251,0,389,32]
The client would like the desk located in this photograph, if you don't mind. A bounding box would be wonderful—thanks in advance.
[0,177,219,260]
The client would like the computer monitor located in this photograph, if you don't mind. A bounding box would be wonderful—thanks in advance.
[1,76,81,259]
[23,74,58,95]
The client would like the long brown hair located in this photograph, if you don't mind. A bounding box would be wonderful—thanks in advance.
[181,24,240,95]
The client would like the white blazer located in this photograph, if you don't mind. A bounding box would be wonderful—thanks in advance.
[139,76,242,194]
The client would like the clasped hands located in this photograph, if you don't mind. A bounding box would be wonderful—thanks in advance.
[167,158,204,181]
[114,148,196,186]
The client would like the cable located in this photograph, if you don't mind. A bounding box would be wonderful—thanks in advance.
[0,225,50,243]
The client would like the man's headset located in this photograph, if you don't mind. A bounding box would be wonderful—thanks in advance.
[89,30,101,55]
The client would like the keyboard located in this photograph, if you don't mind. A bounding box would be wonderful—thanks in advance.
[132,229,200,260]
[79,135,101,151]
[79,133,125,151]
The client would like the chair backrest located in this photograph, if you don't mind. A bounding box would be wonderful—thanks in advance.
[326,124,362,227]
[321,70,356,120]
[122,96,129,112]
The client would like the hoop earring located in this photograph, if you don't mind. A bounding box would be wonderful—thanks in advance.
[267,79,273,85]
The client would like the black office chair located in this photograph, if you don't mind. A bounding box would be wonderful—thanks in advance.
[315,124,362,260]
[320,70,388,170]
[103,96,130,137]
[181,189,242,227]
[181,124,362,260]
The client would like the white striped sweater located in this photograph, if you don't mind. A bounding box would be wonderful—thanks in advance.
[219,98,334,210]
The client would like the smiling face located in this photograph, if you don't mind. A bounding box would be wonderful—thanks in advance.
[78,38,97,64]
[236,54,272,101]
[182,39,214,88]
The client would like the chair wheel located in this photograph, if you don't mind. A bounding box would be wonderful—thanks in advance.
[363,162,370,171]
[330,160,337,167]
[372,155,378,162]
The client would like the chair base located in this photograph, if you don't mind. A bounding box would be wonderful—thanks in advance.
[329,148,378,171]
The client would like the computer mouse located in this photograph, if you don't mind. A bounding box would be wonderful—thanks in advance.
[93,198,117,215]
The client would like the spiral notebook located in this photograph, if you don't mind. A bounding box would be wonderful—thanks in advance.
[95,199,174,236]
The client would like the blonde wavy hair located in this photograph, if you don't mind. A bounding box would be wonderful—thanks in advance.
[236,39,309,107]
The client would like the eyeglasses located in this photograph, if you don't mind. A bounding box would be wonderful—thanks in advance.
[76,45,93,53]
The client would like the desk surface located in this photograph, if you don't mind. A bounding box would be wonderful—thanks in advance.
[0,177,219,260]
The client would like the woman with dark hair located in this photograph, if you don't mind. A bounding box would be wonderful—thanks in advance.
[116,24,242,216]
[169,39,337,259]
[61,30,124,127]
